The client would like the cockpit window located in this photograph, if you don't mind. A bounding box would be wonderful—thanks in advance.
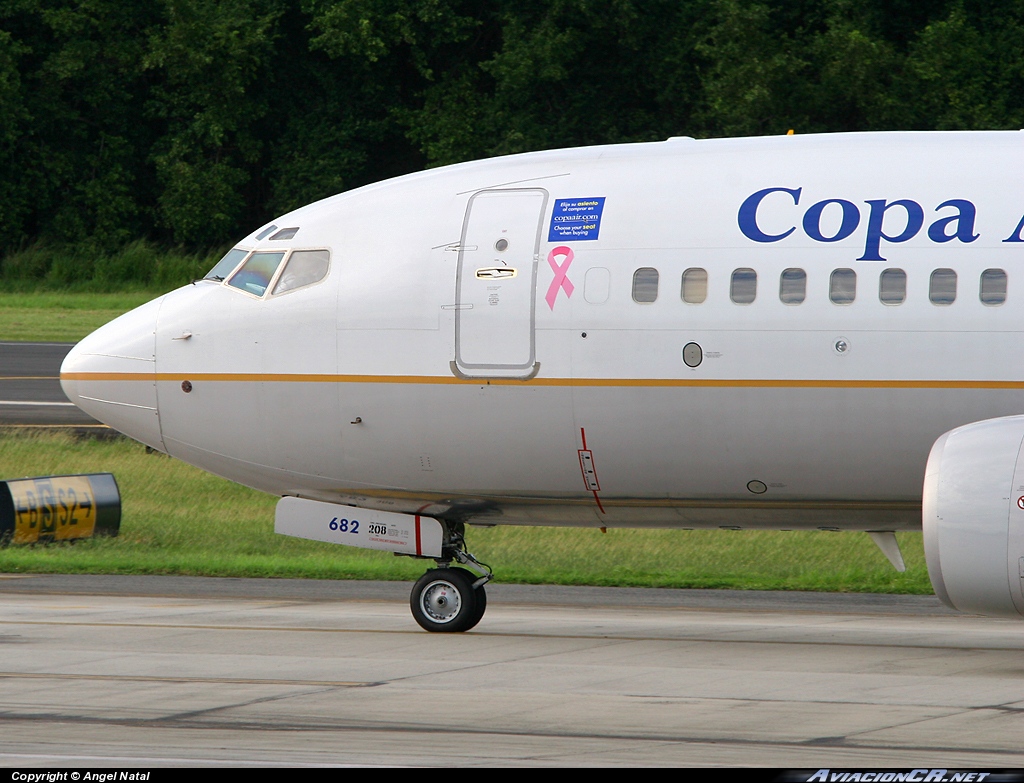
[204,248,248,281]
[270,227,299,241]
[227,251,286,296]
[272,249,330,295]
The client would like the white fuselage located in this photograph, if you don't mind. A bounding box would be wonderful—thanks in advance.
[61,131,1024,531]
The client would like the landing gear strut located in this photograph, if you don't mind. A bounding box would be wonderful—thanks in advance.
[409,522,492,632]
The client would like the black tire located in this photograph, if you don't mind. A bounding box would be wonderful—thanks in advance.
[410,567,485,633]
[460,568,487,631]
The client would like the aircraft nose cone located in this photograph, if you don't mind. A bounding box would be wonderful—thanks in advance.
[60,296,166,451]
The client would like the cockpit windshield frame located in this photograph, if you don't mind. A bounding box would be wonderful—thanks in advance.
[269,248,331,297]
[203,246,252,282]
[219,247,332,300]
[226,250,288,297]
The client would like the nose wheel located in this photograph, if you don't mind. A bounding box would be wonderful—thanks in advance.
[407,520,492,632]
[411,567,487,632]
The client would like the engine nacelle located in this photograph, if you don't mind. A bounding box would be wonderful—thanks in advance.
[923,415,1024,618]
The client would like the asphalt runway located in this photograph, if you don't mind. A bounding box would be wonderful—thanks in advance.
[0,574,1019,768]
[0,342,104,428]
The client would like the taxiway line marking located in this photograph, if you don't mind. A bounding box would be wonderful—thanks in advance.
[0,754,339,769]
[0,424,111,429]
[0,671,371,687]
[0,619,1014,651]
[0,400,76,406]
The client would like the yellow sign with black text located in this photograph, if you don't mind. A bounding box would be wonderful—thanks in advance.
[8,476,98,543]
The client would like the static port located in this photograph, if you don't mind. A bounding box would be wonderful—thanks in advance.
[682,342,702,368]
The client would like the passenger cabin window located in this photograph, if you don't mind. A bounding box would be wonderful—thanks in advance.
[980,268,1007,306]
[879,269,906,305]
[205,247,248,281]
[632,267,659,303]
[830,269,856,304]
[272,249,330,295]
[681,268,707,303]
[779,268,806,304]
[730,268,757,304]
[930,268,957,305]
[227,251,286,297]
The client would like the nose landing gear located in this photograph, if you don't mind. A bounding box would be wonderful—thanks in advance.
[411,567,487,632]
[409,522,492,632]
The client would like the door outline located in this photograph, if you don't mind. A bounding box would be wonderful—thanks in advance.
[453,188,548,378]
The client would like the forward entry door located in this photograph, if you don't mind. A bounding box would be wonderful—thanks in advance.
[454,188,548,378]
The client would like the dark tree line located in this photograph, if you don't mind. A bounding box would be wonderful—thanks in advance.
[2,0,1024,255]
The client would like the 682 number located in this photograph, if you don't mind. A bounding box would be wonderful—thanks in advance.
[328,517,359,534]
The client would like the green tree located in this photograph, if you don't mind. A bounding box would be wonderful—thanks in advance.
[145,0,283,244]
[0,0,160,253]
[0,28,30,245]
[900,1,1024,130]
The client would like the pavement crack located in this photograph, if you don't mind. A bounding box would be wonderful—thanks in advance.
[159,684,350,722]
[373,637,634,687]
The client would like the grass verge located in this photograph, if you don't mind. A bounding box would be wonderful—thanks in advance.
[0,431,932,593]
[0,239,225,342]
[0,292,159,343]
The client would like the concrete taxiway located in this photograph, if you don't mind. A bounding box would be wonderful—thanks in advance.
[0,575,1019,767]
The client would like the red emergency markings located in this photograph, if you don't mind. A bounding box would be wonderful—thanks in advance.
[414,503,433,556]
[578,427,606,514]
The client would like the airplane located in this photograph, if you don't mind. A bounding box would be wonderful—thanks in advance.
[60,130,1024,631]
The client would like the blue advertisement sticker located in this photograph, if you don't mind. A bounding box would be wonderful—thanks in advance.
[548,197,606,242]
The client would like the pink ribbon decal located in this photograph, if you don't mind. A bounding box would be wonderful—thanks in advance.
[545,246,575,310]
